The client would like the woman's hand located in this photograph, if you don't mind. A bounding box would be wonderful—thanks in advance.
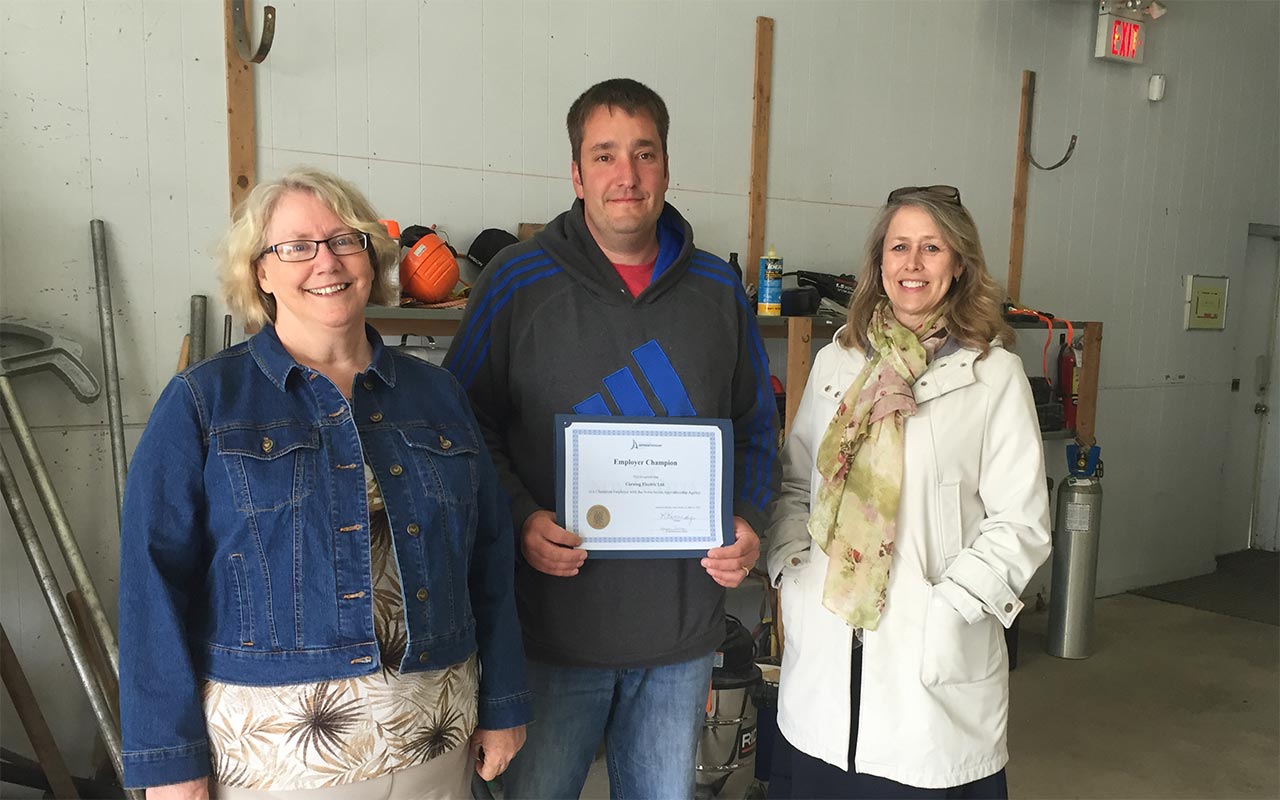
[146,777,209,800]
[470,725,527,780]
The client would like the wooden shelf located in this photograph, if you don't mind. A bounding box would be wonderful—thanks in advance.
[366,305,464,337]
[1007,317,1088,330]
[754,312,843,333]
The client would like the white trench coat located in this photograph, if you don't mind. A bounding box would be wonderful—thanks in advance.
[767,327,1051,789]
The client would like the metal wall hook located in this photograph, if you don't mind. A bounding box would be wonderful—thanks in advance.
[232,1,276,63]
[1023,71,1078,171]
[1030,133,1077,171]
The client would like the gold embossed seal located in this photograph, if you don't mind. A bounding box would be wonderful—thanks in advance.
[586,504,611,530]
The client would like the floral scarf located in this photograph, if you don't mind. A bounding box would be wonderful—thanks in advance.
[808,301,948,630]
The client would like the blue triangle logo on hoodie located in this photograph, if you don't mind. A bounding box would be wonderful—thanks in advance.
[573,340,696,417]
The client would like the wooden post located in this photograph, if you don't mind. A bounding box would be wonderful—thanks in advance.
[1075,321,1103,447]
[784,317,812,436]
[1,626,80,800]
[224,0,257,214]
[1007,70,1034,304]
[746,16,775,291]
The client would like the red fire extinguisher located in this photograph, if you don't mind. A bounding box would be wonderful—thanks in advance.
[1058,334,1080,430]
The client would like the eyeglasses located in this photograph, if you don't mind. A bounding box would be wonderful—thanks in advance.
[260,231,369,263]
[886,185,962,205]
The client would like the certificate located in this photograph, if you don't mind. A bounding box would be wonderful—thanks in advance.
[554,415,733,558]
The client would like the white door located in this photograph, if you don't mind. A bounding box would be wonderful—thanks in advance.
[1250,231,1280,552]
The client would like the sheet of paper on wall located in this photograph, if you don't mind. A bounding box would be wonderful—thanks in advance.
[1184,274,1229,331]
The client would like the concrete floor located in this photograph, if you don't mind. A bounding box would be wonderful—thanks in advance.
[576,593,1280,799]
[4,593,1273,799]
[1008,594,1279,799]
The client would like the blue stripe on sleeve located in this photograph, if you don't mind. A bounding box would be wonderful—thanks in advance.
[450,251,553,381]
[456,266,563,391]
[688,261,776,511]
[451,255,561,389]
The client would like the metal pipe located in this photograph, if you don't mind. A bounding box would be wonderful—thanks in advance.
[67,589,121,726]
[90,220,128,518]
[0,447,133,794]
[0,375,118,676]
[189,295,208,364]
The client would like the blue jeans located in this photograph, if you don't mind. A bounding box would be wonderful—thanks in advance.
[502,654,715,799]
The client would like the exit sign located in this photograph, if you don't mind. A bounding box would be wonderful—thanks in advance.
[1095,13,1145,63]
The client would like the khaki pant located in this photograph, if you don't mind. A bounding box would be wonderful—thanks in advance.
[211,744,474,800]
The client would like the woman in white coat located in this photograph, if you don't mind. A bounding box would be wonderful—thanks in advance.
[766,186,1051,799]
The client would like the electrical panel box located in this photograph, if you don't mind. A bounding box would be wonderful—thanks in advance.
[1184,275,1229,331]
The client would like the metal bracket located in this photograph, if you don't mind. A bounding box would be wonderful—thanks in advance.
[1024,71,1078,171]
[232,1,276,64]
[1030,134,1078,171]
[0,319,100,403]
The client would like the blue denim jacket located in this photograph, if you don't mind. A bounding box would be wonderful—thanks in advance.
[118,325,531,788]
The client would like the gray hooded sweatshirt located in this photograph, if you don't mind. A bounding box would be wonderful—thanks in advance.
[445,200,779,668]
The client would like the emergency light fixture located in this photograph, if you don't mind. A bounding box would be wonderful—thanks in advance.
[1094,0,1165,64]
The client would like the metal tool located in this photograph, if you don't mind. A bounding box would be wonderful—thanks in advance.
[0,319,100,402]
[90,220,128,516]
[0,448,135,796]
[0,363,118,679]
[189,295,208,364]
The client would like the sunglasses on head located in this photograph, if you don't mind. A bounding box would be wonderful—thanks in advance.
[887,185,962,205]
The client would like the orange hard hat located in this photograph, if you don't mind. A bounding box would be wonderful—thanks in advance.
[400,231,458,303]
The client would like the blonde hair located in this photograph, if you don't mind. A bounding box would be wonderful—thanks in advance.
[841,192,1012,355]
[220,167,399,328]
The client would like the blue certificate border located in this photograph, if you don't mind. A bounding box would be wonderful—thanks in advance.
[554,414,734,559]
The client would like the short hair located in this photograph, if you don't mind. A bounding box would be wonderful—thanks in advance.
[219,167,399,328]
[841,191,1013,355]
[566,78,670,164]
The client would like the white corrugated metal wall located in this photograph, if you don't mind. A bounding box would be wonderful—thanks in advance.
[2,0,1277,778]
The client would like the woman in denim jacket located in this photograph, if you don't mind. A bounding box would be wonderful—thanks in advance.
[118,168,530,799]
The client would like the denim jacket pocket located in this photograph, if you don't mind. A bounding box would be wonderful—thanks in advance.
[215,424,319,513]
[227,553,254,646]
[399,427,479,502]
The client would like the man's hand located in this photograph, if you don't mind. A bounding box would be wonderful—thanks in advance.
[146,778,208,800]
[701,516,760,588]
[521,510,587,576]
[470,725,527,781]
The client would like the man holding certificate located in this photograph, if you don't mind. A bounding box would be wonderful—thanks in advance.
[444,78,779,799]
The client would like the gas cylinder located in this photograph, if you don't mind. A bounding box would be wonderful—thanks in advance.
[1047,445,1104,659]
